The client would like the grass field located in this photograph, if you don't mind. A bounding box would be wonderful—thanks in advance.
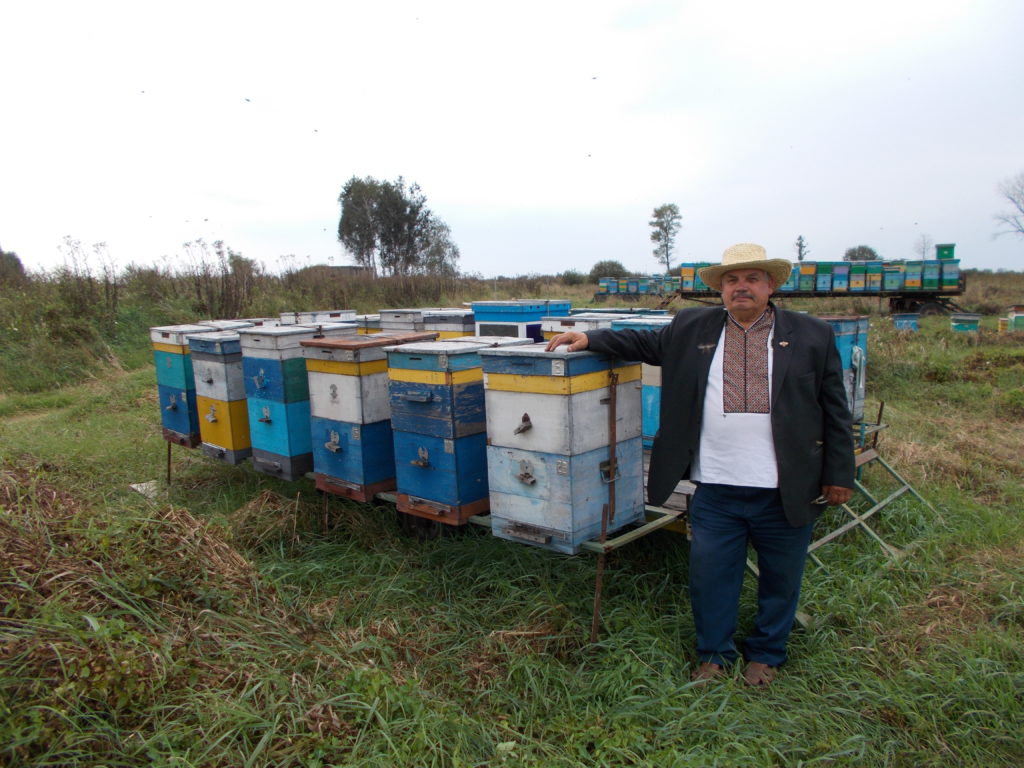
[1,273,1023,766]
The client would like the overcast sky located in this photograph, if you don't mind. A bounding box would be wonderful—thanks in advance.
[2,0,1022,278]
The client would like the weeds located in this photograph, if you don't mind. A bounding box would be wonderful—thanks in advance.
[0,271,1022,765]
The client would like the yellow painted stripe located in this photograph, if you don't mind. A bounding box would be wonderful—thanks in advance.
[305,358,388,376]
[542,331,558,340]
[387,367,482,385]
[153,342,189,355]
[484,365,640,395]
[435,330,473,339]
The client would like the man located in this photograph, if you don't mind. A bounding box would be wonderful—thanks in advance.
[546,243,855,686]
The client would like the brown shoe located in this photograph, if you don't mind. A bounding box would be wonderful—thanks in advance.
[743,661,776,686]
[691,662,725,683]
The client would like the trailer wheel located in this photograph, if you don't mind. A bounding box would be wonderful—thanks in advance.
[917,302,947,316]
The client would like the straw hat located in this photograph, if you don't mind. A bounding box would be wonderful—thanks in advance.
[698,243,793,291]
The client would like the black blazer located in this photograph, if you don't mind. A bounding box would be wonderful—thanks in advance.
[586,304,855,527]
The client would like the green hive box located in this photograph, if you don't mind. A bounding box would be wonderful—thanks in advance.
[936,243,956,260]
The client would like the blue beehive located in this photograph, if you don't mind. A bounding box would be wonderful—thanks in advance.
[818,315,868,422]
[479,346,645,554]
[151,323,224,446]
[386,338,530,525]
[609,316,673,448]
[300,331,437,502]
[240,323,358,481]
[471,300,570,340]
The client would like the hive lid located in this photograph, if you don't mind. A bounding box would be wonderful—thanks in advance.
[300,331,438,350]
[196,320,253,330]
[186,330,242,343]
[382,340,490,355]
[449,336,534,347]
[150,324,218,344]
[477,345,609,360]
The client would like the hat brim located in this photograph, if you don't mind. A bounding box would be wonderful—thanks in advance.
[697,259,793,291]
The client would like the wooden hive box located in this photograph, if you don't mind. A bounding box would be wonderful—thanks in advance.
[479,346,644,554]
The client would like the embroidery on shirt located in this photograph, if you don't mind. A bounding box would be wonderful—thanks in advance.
[722,307,773,413]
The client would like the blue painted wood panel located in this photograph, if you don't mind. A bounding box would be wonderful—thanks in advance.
[393,431,488,506]
[471,300,570,321]
[246,396,312,457]
[478,349,618,376]
[157,384,199,436]
[188,335,243,356]
[154,350,195,390]
[386,347,485,372]
[242,356,309,402]
[388,380,485,438]
[642,384,661,448]
[310,417,396,486]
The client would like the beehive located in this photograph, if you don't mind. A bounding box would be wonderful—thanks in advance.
[386,338,531,524]
[151,323,224,446]
[865,262,883,290]
[187,330,253,464]
[1008,306,1024,331]
[950,313,981,333]
[300,331,437,501]
[479,346,645,554]
[355,314,382,334]
[849,264,866,291]
[798,262,816,291]
[279,310,356,325]
[609,316,673,448]
[891,313,919,332]
[240,323,358,480]
[883,263,905,291]
[815,262,833,291]
[941,260,960,291]
[423,309,475,339]
[904,261,923,289]
[831,263,850,292]
[379,308,458,333]
[540,313,625,340]
[818,315,868,422]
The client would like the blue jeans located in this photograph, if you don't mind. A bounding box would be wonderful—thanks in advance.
[688,483,814,667]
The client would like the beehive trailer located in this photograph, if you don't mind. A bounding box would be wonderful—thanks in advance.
[648,284,968,314]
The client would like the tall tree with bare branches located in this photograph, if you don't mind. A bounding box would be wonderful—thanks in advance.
[994,171,1024,241]
[649,204,682,273]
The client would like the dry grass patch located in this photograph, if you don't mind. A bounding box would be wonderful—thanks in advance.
[873,544,1023,660]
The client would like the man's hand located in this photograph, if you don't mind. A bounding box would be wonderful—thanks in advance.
[818,485,854,506]
[544,331,590,352]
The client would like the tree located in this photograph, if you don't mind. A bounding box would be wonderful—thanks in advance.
[415,218,460,277]
[588,259,628,283]
[913,233,934,260]
[558,269,586,286]
[794,235,809,262]
[994,171,1024,240]
[337,177,382,273]
[844,245,880,261]
[0,245,25,285]
[337,175,459,276]
[649,204,682,273]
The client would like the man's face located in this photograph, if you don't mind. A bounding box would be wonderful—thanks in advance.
[720,268,775,317]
